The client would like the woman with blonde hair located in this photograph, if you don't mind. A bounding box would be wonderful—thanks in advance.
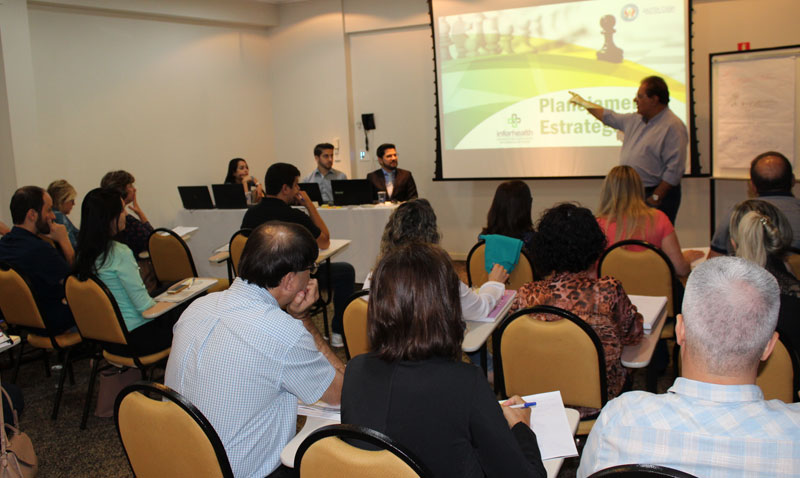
[596,165,699,277]
[47,179,79,248]
[729,199,800,359]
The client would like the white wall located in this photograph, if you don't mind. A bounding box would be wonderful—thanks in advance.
[2,0,799,258]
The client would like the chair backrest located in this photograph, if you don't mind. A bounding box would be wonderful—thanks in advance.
[466,240,534,290]
[756,334,799,402]
[228,229,251,278]
[0,262,49,331]
[64,275,129,346]
[295,424,430,478]
[148,228,197,284]
[786,248,800,279]
[342,290,370,360]
[496,305,607,408]
[598,240,678,317]
[588,464,698,477]
[115,381,234,478]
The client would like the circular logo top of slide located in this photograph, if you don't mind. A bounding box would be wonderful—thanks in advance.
[621,4,639,21]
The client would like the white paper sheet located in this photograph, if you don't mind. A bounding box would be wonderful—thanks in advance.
[522,391,579,461]
[170,226,199,238]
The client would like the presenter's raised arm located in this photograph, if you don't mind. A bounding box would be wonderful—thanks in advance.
[569,91,604,121]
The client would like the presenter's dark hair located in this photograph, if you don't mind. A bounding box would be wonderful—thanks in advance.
[482,181,534,239]
[100,170,135,198]
[10,186,45,225]
[314,143,334,157]
[368,242,464,362]
[376,143,396,159]
[641,75,669,105]
[74,188,125,279]
[224,158,246,184]
[238,221,318,289]
[264,163,301,195]
[750,151,793,194]
[532,203,607,277]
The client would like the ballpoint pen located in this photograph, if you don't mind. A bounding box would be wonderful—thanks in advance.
[508,401,536,409]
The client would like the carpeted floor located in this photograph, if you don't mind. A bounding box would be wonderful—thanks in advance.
[6,262,678,477]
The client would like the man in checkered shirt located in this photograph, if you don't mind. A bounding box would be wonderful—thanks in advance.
[578,256,800,477]
[166,222,344,478]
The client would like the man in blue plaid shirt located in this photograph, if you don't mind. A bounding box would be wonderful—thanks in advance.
[578,256,800,477]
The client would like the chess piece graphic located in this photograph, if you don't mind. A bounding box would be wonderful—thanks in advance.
[451,16,467,59]
[483,16,500,55]
[439,18,453,61]
[597,14,623,63]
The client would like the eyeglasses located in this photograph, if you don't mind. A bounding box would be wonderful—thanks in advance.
[304,264,319,275]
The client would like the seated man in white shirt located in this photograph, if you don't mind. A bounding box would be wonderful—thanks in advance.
[578,256,800,478]
[302,143,347,204]
[165,221,345,478]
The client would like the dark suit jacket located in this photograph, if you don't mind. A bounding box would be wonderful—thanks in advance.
[366,168,418,202]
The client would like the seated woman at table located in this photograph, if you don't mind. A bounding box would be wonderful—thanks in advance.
[224,157,264,204]
[365,198,508,321]
[511,203,643,416]
[100,170,153,258]
[47,179,79,248]
[481,180,535,256]
[74,188,175,356]
[729,199,800,357]
[343,242,546,478]
[596,166,700,277]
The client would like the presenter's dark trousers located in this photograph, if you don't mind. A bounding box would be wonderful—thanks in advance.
[316,261,356,335]
[645,184,681,226]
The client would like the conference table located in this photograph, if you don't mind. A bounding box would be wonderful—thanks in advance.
[280,409,581,477]
[175,204,397,281]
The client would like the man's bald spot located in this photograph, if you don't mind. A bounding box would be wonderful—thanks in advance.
[753,155,789,183]
[750,151,793,194]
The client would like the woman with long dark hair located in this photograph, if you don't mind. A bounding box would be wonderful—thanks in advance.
[481,181,534,254]
[343,243,546,478]
[74,188,174,356]
[224,158,264,203]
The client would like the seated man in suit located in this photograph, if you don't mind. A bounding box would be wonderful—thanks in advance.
[0,186,76,334]
[242,162,355,348]
[577,256,800,477]
[366,143,418,202]
[709,151,800,257]
[303,142,347,204]
[166,222,344,478]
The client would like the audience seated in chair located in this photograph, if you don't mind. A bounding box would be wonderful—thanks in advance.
[577,257,800,477]
[481,180,535,257]
[0,186,76,335]
[511,203,643,418]
[596,166,700,277]
[165,222,344,478]
[342,243,546,478]
[729,199,800,366]
[47,179,80,249]
[709,151,800,258]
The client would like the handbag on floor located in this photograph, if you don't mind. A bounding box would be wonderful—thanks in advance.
[95,367,140,418]
[0,386,37,478]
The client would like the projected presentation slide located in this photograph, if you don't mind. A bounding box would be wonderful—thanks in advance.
[433,0,689,179]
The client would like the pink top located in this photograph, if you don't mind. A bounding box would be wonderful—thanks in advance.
[597,209,674,250]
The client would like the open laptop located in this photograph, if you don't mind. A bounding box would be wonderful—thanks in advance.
[177,186,214,209]
[331,179,373,206]
[299,182,324,204]
[211,184,248,209]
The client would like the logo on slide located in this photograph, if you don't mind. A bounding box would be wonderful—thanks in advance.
[621,4,638,21]
[507,114,522,128]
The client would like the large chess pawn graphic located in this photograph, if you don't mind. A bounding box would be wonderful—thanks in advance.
[482,16,500,55]
[597,14,623,63]
[439,18,453,60]
[450,16,468,59]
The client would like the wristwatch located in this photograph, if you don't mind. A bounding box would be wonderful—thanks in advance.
[650,193,660,202]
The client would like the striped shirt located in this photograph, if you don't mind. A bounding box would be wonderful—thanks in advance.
[165,278,335,478]
[577,377,800,477]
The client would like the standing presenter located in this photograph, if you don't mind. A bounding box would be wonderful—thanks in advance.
[570,76,688,224]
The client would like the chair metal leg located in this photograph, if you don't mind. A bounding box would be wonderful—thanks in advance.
[43,349,51,377]
[81,355,102,430]
[51,348,71,420]
[11,342,24,384]
[67,360,76,385]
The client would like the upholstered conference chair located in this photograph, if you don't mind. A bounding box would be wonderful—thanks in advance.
[227,228,251,282]
[65,275,172,429]
[115,381,234,478]
[148,228,228,293]
[0,262,83,420]
[295,424,431,478]
[466,240,534,290]
[342,290,370,360]
[495,305,607,435]
[589,464,698,477]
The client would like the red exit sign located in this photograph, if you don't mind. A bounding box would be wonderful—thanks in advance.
[738,42,751,51]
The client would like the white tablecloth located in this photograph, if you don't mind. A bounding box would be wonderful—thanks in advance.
[174,204,397,282]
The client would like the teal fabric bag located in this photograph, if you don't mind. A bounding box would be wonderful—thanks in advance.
[478,234,523,274]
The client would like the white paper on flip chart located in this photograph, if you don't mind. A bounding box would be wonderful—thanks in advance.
[628,295,667,333]
[522,391,578,460]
